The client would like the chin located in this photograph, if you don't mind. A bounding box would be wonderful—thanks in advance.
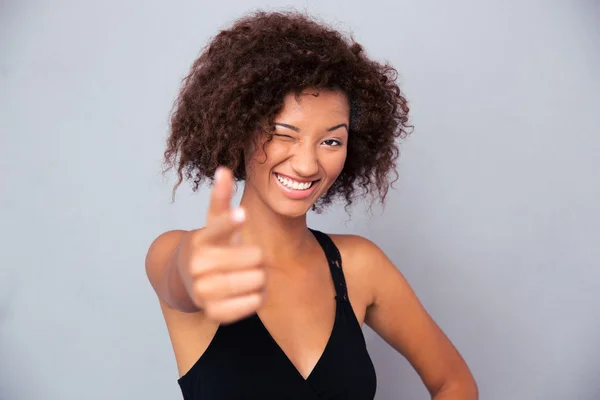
[269,201,314,219]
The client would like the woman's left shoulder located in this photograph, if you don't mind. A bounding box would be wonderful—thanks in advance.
[328,233,406,291]
[327,233,394,308]
[328,233,388,267]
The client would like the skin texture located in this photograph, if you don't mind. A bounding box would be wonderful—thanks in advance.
[147,89,478,398]
[146,11,478,399]
[163,11,411,212]
[243,89,349,219]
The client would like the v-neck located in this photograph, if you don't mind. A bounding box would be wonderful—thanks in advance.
[249,228,342,382]
[177,229,378,400]
[253,299,339,382]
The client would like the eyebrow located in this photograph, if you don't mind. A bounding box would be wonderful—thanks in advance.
[274,122,348,132]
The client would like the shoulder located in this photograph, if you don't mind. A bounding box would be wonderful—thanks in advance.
[328,233,390,268]
[326,233,397,308]
[145,229,190,294]
[145,228,210,263]
[145,230,188,270]
[148,229,189,249]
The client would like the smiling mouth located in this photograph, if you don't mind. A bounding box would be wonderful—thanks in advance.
[274,173,319,191]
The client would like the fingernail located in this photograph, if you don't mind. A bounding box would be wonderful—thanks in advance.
[232,207,245,223]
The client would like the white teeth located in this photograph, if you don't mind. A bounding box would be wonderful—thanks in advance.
[276,174,313,190]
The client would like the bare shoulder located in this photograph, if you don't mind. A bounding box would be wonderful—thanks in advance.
[328,233,386,261]
[145,229,188,295]
[327,233,397,322]
[328,232,412,306]
[328,233,394,276]
[145,229,189,266]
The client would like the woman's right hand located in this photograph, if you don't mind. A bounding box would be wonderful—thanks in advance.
[175,167,266,324]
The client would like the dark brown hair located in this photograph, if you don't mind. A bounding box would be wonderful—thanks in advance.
[163,10,411,211]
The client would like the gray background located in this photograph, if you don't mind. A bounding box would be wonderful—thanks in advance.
[1,0,599,399]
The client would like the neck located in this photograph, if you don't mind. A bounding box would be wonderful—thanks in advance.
[238,187,313,264]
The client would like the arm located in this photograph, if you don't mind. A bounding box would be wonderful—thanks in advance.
[145,230,201,313]
[349,236,478,399]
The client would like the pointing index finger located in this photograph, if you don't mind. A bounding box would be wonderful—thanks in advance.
[207,167,234,221]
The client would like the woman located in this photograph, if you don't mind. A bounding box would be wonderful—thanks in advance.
[146,10,478,400]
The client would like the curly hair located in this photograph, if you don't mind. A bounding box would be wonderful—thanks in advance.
[163,10,411,211]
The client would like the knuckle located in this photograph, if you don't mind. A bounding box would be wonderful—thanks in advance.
[247,293,263,308]
[188,255,209,276]
[221,272,236,294]
[256,269,267,285]
[192,294,205,310]
[202,302,218,320]
[192,279,207,300]
[190,247,221,275]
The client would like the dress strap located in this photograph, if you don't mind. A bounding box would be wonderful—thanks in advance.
[309,229,349,303]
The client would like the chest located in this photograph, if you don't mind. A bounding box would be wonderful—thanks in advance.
[262,246,369,320]
[256,263,334,378]
[175,231,379,399]
[256,257,368,379]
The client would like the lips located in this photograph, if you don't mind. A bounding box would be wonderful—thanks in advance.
[274,173,316,190]
[273,173,320,200]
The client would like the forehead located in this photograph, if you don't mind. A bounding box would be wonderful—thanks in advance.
[277,88,350,121]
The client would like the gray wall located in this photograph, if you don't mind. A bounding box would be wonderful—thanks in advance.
[1,1,599,399]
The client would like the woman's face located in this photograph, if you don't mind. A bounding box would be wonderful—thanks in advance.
[244,88,349,218]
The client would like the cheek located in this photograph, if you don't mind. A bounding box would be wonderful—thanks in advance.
[245,140,285,179]
[251,141,290,166]
[326,149,347,179]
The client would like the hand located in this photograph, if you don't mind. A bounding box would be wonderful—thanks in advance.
[176,167,266,324]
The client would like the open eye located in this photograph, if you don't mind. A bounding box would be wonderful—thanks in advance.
[322,139,342,147]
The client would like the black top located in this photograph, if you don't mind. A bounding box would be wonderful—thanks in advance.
[177,229,377,399]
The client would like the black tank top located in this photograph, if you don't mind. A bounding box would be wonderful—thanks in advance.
[177,229,377,399]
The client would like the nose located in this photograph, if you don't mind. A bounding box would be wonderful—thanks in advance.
[290,143,319,177]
